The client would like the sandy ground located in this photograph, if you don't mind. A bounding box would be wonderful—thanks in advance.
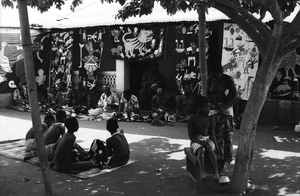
[0,108,300,196]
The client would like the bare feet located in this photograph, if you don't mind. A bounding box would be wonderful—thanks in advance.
[213,173,220,181]
[199,172,207,180]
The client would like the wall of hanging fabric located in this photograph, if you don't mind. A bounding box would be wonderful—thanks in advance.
[221,23,259,100]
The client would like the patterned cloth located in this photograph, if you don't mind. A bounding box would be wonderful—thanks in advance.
[120,94,139,112]
[97,92,119,111]
[55,88,74,106]
[209,106,235,164]
[190,135,215,154]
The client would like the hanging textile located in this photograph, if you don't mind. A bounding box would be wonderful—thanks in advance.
[50,30,74,88]
[270,50,300,100]
[174,22,211,95]
[221,23,259,100]
[110,24,167,61]
[0,29,41,93]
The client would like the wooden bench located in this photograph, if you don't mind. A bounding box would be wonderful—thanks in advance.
[184,147,222,193]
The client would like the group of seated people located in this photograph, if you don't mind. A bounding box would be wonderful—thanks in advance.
[11,79,201,125]
[25,110,130,174]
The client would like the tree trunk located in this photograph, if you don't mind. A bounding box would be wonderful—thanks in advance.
[18,0,53,194]
[197,4,208,96]
[230,54,282,192]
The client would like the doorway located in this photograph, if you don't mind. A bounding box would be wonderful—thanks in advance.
[129,61,150,97]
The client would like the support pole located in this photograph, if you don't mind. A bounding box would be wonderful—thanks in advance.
[18,0,53,194]
[198,4,208,97]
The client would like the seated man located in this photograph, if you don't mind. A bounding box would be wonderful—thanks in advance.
[53,82,75,111]
[175,83,198,122]
[13,83,29,111]
[25,114,55,152]
[187,96,220,180]
[118,89,140,120]
[105,118,130,168]
[53,117,98,174]
[139,61,163,110]
[43,110,67,159]
[151,87,171,123]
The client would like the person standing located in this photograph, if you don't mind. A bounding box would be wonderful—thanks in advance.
[207,62,237,174]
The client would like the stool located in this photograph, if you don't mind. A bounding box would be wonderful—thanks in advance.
[184,147,221,193]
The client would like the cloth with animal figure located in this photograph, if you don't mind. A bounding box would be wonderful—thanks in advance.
[270,50,300,100]
[110,24,167,61]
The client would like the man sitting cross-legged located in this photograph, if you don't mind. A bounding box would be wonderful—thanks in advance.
[187,96,220,180]
[43,110,67,160]
[52,117,98,174]
[25,114,55,152]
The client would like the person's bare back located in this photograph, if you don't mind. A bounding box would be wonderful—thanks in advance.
[43,122,65,145]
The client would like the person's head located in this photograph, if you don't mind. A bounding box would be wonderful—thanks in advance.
[56,110,67,123]
[58,82,67,91]
[183,83,192,96]
[123,89,132,100]
[209,62,224,80]
[197,96,211,116]
[104,85,111,96]
[106,118,119,134]
[156,87,164,96]
[65,117,79,133]
[44,114,55,128]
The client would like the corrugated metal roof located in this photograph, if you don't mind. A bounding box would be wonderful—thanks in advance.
[53,1,299,29]
[54,1,230,29]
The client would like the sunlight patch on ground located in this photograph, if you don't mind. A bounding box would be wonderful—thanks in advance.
[278,187,300,196]
[259,148,300,160]
[268,173,285,178]
[76,129,190,160]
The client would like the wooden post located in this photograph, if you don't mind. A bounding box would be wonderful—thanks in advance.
[17,0,53,194]
[197,4,208,97]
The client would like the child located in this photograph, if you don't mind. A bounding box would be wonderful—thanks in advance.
[187,96,220,180]
[52,117,97,173]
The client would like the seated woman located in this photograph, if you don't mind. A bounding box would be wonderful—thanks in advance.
[88,86,119,116]
[118,89,140,121]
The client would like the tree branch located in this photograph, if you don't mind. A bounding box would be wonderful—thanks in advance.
[281,10,300,41]
[279,37,300,57]
[213,0,272,56]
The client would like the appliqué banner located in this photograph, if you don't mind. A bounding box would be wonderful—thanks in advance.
[110,24,167,61]
[222,23,259,100]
